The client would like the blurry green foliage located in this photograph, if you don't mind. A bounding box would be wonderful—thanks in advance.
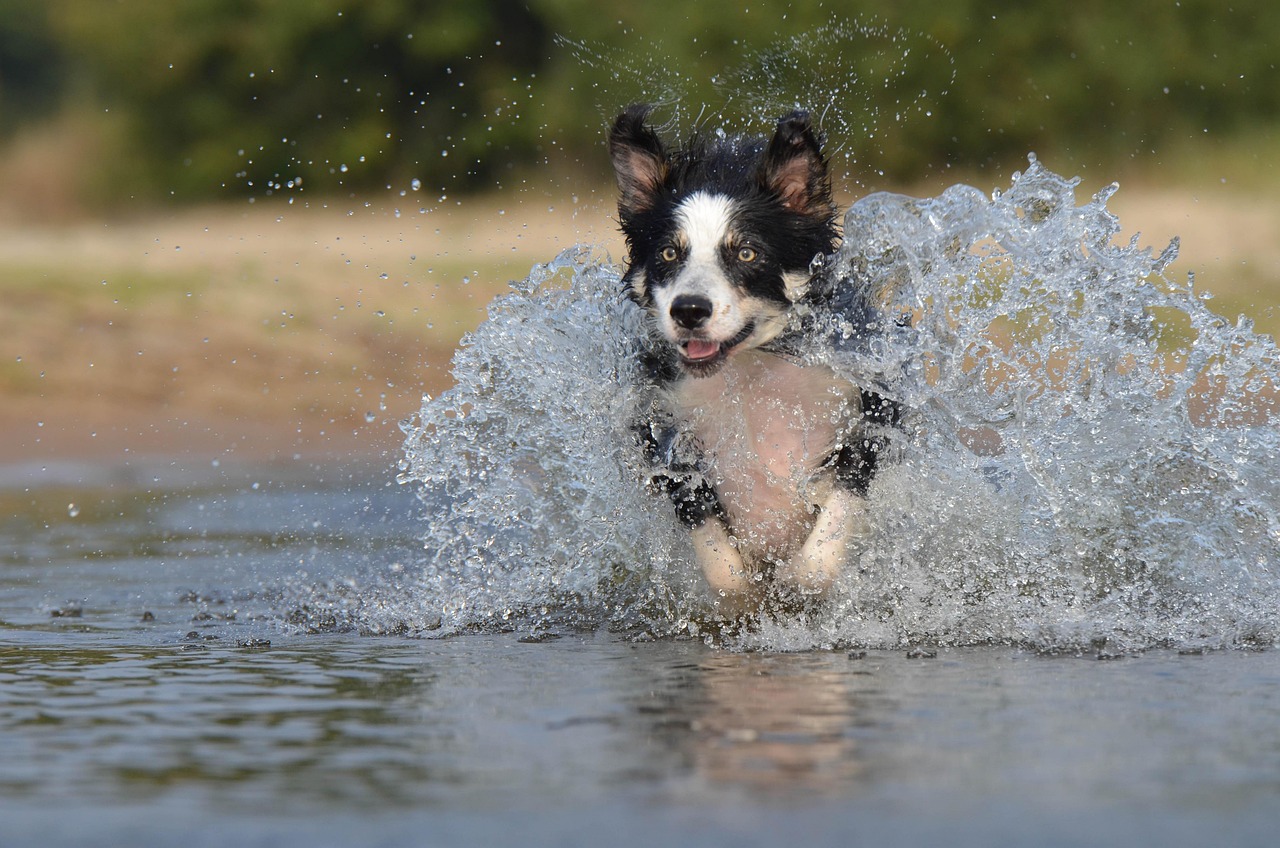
[0,0,1276,201]
[43,0,548,198]
[0,1,65,126]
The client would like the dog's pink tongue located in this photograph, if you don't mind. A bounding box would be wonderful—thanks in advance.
[684,340,720,361]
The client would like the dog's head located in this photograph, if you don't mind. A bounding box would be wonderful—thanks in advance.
[609,104,838,376]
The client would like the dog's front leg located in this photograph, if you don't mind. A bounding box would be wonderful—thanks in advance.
[777,402,895,591]
[637,420,752,594]
[658,473,751,594]
[691,517,751,594]
[775,487,868,591]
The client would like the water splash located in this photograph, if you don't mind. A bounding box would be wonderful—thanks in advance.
[391,246,697,635]
[712,19,954,173]
[811,156,1280,652]
[556,19,953,178]
[298,159,1280,652]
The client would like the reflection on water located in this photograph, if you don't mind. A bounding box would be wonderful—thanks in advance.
[4,470,1280,846]
[6,621,1280,846]
[634,653,870,796]
[0,634,880,810]
[3,629,879,812]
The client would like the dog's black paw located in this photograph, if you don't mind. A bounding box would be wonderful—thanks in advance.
[635,420,725,527]
[647,472,723,528]
[828,390,900,496]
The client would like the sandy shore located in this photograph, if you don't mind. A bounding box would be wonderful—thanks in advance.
[1,177,1276,474]
[0,189,624,471]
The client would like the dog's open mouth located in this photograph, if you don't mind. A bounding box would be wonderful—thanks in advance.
[678,321,755,372]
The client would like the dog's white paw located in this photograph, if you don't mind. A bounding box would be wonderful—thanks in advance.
[776,488,868,591]
[692,520,752,594]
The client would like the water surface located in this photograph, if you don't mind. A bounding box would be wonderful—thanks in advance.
[3,466,1279,847]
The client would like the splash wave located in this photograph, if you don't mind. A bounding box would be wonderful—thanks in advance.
[325,159,1280,651]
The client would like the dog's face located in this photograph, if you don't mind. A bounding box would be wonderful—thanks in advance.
[609,105,838,376]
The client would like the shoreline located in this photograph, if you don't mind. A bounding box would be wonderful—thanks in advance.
[0,191,622,485]
[0,399,411,489]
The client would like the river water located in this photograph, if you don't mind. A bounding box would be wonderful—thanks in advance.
[3,462,1279,847]
[5,162,1280,845]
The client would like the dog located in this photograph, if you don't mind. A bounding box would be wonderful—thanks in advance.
[609,104,895,607]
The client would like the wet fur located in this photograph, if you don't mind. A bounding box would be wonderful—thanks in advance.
[610,105,890,609]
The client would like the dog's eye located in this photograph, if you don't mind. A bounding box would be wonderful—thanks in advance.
[737,246,758,263]
[659,246,679,262]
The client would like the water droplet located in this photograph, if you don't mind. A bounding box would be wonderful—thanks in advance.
[67,504,79,518]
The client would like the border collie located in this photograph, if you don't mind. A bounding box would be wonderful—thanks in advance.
[610,104,893,608]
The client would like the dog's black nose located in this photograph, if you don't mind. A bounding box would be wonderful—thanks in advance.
[670,294,713,329]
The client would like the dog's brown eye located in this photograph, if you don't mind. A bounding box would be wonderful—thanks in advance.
[737,246,758,262]
[660,246,679,262]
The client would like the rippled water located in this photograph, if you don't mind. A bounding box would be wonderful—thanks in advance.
[3,466,1280,846]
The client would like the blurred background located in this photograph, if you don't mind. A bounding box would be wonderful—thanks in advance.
[1,0,1277,469]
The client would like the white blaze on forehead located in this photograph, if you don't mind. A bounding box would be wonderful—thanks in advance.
[654,190,786,350]
[675,192,735,258]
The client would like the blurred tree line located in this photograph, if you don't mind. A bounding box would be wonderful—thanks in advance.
[1,0,1277,205]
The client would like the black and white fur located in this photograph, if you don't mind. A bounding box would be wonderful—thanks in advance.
[611,104,892,605]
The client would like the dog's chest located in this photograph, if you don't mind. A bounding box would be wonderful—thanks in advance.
[669,351,854,555]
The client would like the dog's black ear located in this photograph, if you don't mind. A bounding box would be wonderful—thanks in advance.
[758,111,833,218]
[609,104,668,214]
